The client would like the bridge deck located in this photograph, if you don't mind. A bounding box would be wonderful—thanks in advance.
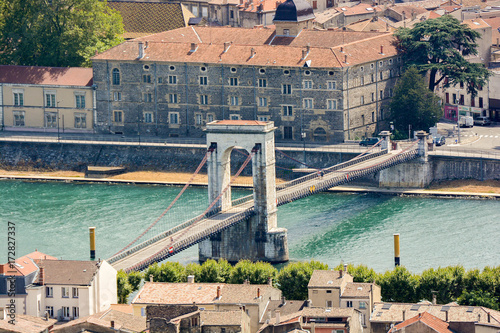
[109,147,419,272]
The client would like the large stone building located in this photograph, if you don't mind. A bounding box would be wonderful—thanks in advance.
[92,0,401,143]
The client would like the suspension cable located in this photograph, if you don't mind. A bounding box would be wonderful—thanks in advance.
[113,149,213,257]
[129,147,257,271]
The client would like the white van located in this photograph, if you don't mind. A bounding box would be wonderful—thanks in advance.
[459,116,473,128]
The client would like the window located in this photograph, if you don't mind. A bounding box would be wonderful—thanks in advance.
[168,75,177,84]
[73,307,79,319]
[113,111,123,123]
[169,112,179,124]
[195,114,202,125]
[169,65,176,71]
[230,114,240,120]
[199,76,208,85]
[370,63,374,69]
[169,94,178,104]
[143,74,151,83]
[259,97,267,107]
[327,81,336,90]
[112,68,120,85]
[72,288,79,298]
[390,69,394,78]
[471,98,475,107]
[144,112,154,123]
[45,92,56,107]
[231,67,237,73]
[63,306,70,318]
[371,74,375,83]
[459,95,464,105]
[326,290,332,294]
[479,97,483,108]
[113,92,121,101]
[380,72,383,80]
[304,70,311,75]
[158,77,163,83]
[192,6,198,16]
[230,96,239,106]
[62,287,69,298]
[200,95,208,105]
[379,61,383,67]
[259,68,266,74]
[346,301,353,308]
[460,81,464,89]
[282,105,293,116]
[313,290,318,294]
[45,306,54,318]
[389,88,393,97]
[371,92,375,102]
[380,90,383,99]
[75,94,85,109]
[200,66,207,72]
[445,93,449,104]
[360,76,364,85]
[229,77,238,86]
[230,10,234,18]
[46,287,53,297]
[453,93,457,104]
[282,84,292,94]
[327,99,337,110]
[192,317,199,327]
[283,126,293,139]
[201,6,208,17]
[359,301,366,309]
[313,1,317,9]
[283,69,290,75]
[13,90,24,106]
[143,93,152,103]
[207,114,214,123]
[371,112,375,122]
[389,59,393,65]
[303,98,313,109]
[13,111,25,127]
[360,96,364,105]
[303,80,313,89]
[326,301,333,308]
[360,66,364,72]
[74,114,87,128]
[45,112,58,128]
[258,78,267,87]
[258,116,268,121]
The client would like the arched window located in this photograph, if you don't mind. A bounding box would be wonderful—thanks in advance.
[112,68,120,85]
[313,127,327,142]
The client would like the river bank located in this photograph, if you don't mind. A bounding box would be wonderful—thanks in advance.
[1,169,499,198]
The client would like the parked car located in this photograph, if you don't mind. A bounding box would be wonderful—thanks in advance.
[473,116,491,126]
[459,116,473,128]
[433,136,446,146]
[359,137,380,146]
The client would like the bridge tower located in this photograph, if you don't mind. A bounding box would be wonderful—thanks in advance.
[199,120,289,263]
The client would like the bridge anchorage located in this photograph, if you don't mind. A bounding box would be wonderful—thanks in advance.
[200,120,289,263]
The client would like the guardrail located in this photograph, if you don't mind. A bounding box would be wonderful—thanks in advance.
[430,147,500,160]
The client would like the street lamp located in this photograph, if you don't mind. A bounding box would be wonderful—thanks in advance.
[57,101,60,141]
[455,89,461,143]
[301,131,306,164]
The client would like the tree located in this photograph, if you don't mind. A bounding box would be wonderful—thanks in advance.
[0,0,124,67]
[117,270,133,304]
[228,260,277,285]
[376,266,419,303]
[334,264,378,283]
[416,266,465,304]
[458,290,499,310]
[390,67,442,136]
[127,271,144,292]
[394,15,490,98]
[276,260,328,300]
[144,262,186,283]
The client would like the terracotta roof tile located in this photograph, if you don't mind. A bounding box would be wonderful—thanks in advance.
[0,66,93,86]
[238,0,279,12]
[0,314,57,333]
[345,17,395,32]
[483,17,500,43]
[341,282,375,298]
[388,312,453,333]
[107,1,191,39]
[464,18,491,29]
[1,251,56,277]
[308,270,353,288]
[265,300,307,319]
[335,3,381,16]
[37,259,100,286]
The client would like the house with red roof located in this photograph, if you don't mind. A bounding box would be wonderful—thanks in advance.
[0,66,94,134]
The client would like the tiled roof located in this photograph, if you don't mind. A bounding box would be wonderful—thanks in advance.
[265,300,307,320]
[0,314,57,333]
[0,251,56,277]
[239,0,279,13]
[388,4,429,16]
[37,259,100,286]
[464,18,491,29]
[313,7,341,24]
[93,26,397,68]
[371,302,500,328]
[341,282,375,298]
[133,282,279,305]
[483,17,500,44]
[98,308,147,332]
[110,303,134,314]
[388,311,453,333]
[107,1,192,39]
[345,17,395,32]
[308,270,352,287]
[201,310,245,326]
[0,66,93,86]
[393,0,458,9]
[335,3,381,16]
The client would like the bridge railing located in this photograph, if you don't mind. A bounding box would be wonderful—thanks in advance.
[430,147,500,160]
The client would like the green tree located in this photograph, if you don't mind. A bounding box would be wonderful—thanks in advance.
[416,266,465,304]
[394,15,490,97]
[144,262,186,283]
[376,266,418,303]
[200,259,223,283]
[0,0,124,67]
[457,290,499,310]
[117,270,133,304]
[217,259,233,283]
[390,67,442,136]
[276,260,328,300]
[334,264,378,283]
[127,271,144,292]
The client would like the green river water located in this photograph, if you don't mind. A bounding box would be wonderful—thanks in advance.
[1,180,498,273]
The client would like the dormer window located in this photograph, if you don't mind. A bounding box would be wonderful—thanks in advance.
[284,29,290,36]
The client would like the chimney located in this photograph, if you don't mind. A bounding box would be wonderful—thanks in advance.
[302,49,308,60]
[386,22,389,31]
[344,54,348,63]
[257,288,261,298]
[38,267,45,285]
[432,293,437,305]
[111,320,115,328]
[281,296,286,305]
[488,312,491,323]
[149,275,154,283]
[45,311,49,321]
[187,275,195,283]
[250,48,256,58]
[497,37,499,47]
[307,299,312,307]
[275,310,280,324]
[138,42,145,59]
[190,43,198,53]
[224,42,231,53]
[402,310,405,321]
[445,310,449,322]
[340,46,344,53]
[217,286,221,299]
[311,321,315,333]
[244,279,250,285]
[339,269,343,278]
[344,264,348,273]
[268,278,273,285]
[380,45,384,54]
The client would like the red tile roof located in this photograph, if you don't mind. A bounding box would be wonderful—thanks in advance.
[0,251,56,277]
[335,3,381,16]
[0,66,93,86]
[388,312,453,333]
[483,17,500,44]
[93,26,397,68]
[238,0,279,12]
